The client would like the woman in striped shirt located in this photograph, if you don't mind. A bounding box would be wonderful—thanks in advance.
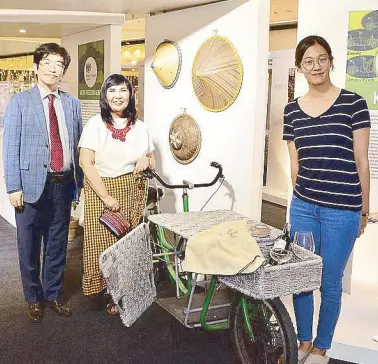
[283,35,370,364]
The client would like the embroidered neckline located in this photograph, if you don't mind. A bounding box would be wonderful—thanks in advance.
[106,118,132,142]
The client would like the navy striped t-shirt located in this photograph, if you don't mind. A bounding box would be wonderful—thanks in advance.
[283,89,371,211]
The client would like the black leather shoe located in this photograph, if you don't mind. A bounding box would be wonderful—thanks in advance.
[27,302,43,323]
[46,300,73,317]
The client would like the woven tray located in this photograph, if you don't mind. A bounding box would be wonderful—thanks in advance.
[99,223,155,327]
[148,209,282,245]
[219,243,322,300]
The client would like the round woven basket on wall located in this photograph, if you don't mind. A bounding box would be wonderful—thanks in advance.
[192,35,243,112]
[150,40,182,89]
[169,114,202,165]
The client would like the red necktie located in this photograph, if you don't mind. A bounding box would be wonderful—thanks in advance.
[48,94,63,172]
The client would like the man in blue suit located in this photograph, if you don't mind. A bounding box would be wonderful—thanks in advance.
[3,43,83,323]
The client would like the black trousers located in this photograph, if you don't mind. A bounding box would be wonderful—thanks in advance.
[15,175,74,302]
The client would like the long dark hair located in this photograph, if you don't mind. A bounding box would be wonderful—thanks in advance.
[295,35,334,69]
[99,74,136,126]
[34,43,71,74]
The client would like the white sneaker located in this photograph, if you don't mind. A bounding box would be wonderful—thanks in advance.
[372,335,378,342]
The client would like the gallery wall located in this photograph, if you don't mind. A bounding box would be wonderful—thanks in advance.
[144,0,270,218]
[61,25,122,98]
[263,49,295,206]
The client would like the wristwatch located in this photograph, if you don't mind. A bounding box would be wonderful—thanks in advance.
[362,211,369,217]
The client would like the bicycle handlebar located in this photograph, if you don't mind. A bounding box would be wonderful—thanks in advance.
[142,162,224,189]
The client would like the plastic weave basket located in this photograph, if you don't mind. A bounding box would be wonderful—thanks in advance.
[99,223,155,327]
[219,242,323,300]
[148,210,323,300]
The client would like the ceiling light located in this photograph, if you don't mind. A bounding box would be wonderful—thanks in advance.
[19,29,26,33]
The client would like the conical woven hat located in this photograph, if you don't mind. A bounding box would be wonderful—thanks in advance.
[151,40,182,89]
[169,114,201,164]
[192,35,243,112]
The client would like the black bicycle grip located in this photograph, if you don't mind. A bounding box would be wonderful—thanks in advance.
[210,161,221,168]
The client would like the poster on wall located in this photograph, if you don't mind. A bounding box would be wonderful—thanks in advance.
[288,68,296,102]
[78,40,104,125]
[346,10,378,210]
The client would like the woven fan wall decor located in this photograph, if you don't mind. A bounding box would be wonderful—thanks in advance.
[169,114,202,164]
[192,35,243,112]
[150,40,182,89]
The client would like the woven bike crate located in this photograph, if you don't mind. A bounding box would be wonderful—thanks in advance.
[219,243,323,300]
[148,210,323,300]
[99,223,156,327]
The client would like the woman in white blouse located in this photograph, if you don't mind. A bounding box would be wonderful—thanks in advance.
[79,74,155,314]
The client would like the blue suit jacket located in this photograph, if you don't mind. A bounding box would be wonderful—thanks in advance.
[3,85,83,203]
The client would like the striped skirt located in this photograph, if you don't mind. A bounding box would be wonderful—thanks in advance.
[82,173,147,296]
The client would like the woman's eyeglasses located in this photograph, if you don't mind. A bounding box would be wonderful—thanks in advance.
[301,56,330,71]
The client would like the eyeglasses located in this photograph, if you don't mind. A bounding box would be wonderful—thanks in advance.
[301,56,330,71]
[39,60,65,71]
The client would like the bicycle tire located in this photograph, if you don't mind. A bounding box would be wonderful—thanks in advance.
[229,293,297,364]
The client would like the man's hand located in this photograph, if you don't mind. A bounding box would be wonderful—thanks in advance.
[9,191,24,209]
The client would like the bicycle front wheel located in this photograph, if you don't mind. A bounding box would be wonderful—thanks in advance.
[229,294,297,364]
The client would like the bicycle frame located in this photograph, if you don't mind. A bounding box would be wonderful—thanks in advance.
[148,164,261,337]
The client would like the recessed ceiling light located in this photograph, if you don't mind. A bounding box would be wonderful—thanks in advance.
[19,29,26,33]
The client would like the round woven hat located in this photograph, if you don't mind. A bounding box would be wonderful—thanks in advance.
[169,114,201,164]
[151,40,182,89]
[192,35,243,112]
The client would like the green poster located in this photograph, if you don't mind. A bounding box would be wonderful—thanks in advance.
[346,10,378,110]
[78,40,104,100]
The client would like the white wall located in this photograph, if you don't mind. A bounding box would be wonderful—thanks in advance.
[144,0,270,219]
[269,28,297,52]
[297,1,378,361]
[263,49,295,206]
[0,131,15,227]
[61,25,122,97]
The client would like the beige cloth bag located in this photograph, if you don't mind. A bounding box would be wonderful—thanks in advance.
[181,220,266,275]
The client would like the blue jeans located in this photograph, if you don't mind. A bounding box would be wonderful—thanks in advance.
[289,196,361,350]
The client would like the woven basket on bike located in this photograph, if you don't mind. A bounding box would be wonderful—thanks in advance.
[148,209,322,300]
[99,223,155,327]
[219,243,322,300]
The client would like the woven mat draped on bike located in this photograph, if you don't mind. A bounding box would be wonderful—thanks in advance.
[149,210,322,300]
[99,223,156,327]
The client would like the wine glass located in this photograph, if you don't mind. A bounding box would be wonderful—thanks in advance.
[292,232,315,260]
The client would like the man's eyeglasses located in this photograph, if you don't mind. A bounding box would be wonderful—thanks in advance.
[39,60,65,71]
[301,56,330,71]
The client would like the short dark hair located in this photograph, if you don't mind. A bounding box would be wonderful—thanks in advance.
[99,74,136,126]
[34,43,71,73]
[295,35,334,68]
